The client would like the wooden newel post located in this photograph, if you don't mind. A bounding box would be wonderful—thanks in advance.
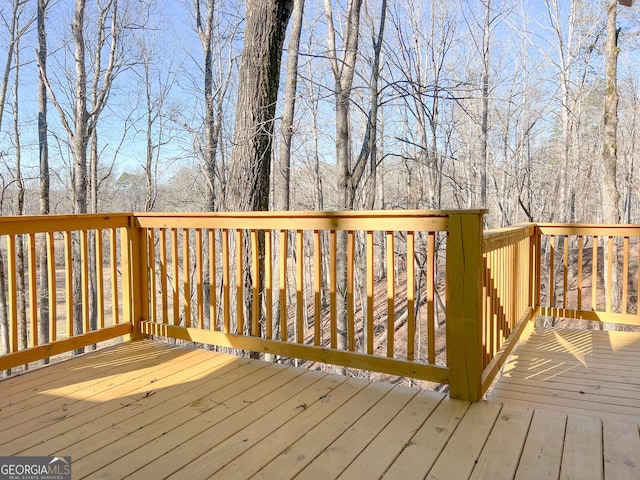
[446,211,485,401]
[122,215,148,339]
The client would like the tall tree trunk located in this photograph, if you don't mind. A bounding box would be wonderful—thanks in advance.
[0,0,22,370]
[277,0,305,211]
[603,0,621,323]
[0,249,9,363]
[227,0,293,350]
[603,0,620,224]
[144,56,155,212]
[325,0,363,355]
[38,0,120,345]
[72,0,88,344]
[480,0,490,208]
[14,43,27,354]
[196,0,218,211]
[0,0,21,134]
[88,130,98,345]
[72,0,88,216]
[227,0,293,211]
[37,0,50,353]
[363,0,387,211]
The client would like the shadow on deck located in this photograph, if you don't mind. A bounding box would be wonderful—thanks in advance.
[489,327,640,424]
[1,339,639,479]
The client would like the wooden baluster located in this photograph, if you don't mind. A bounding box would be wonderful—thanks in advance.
[407,231,415,361]
[196,229,204,329]
[347,230,355,352]
[491,249,498,358]
[330,230,337,349]
[46,231,56,341]
[296,230,304,344]
[313,230,321,346]
[208,229,217,330]
[563,235,569,311]
[623,236,629,315]
[80,230,89,333]
[386,231,395,358]
[366,231,374,355]
[265,230,273,339]
[147,229,156,325]
[606,236,613,312]
[577,236,583,311]
[28,233,38,347]
[251,229,260,337]
[592,236,598,311]
[236,229,244,335]
[427,231,436,365]
[96,230,105,329]
[64,231,74,335]
[7,235,18,351]
[159,228,168,324]
[222,229,230,333]
[549,235,555,310]
[182,229,191,327]
[279,230,287,341]
[171,228,180,325]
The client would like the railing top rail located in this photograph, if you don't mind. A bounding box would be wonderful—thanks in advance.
[483,223,535,253]
[134,209,487,219]
[134,209,486,232]
[536,223,640,236]
[0,213,133,235]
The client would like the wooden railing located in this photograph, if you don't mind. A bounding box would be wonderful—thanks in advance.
[4,211,634,401]
[536,224,640,326]
[0,214,136,372]
[133,210,486,400]
[133,212,447,394]
[480,224,536,394]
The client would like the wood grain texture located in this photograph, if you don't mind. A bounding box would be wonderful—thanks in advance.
[1,339,638,479]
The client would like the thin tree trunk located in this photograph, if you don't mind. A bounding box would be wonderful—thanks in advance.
[363,0,387,211]
[13,39,28,355]
[603,0,620,224]
[277,0,305,211]
[37,0,50,356]
[196,0,218,211]
[0,0,21,134]
[324,0,363,355]
[480,0,490,208]
[603,0,621,325]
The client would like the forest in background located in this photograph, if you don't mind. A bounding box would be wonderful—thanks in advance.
[1,0,640,227]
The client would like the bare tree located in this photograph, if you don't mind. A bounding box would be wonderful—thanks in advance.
[132,7,179,213]
[41,0,122,341]
[480,0,491,208]
[603,0,621,223]
[324,0,363,210]
[0,0,31,362]
[276,0,305,211]
[12,21,27,352]
[195,0,217,210]
[0,0,29,134]
[36,0,50,350]
[227,0,293,212]
[363,0,387,210]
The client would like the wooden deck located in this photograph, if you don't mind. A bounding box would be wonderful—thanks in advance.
[1,339,639,479]
[489,327,640,425]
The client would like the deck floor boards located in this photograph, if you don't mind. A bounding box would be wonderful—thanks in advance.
[1,337,639,479]
[489,328,640,425]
